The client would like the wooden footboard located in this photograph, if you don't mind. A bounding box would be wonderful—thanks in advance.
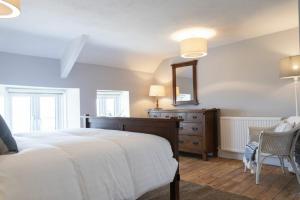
[83,115,181,200]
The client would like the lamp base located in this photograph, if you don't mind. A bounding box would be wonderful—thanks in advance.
[154,98,163,110]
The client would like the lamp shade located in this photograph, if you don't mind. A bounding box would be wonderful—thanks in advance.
[180,38,207,58]
[280,55,300,79]
[0,0,20,18]
[149,85,165,97]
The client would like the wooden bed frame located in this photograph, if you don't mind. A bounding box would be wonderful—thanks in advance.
[83,115,181,200]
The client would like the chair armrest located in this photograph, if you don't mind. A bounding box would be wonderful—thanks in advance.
[248,126,276,142]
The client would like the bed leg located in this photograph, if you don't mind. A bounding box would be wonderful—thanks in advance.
[170,173,180,200]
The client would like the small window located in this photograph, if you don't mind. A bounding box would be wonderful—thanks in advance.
[97,90,130,117]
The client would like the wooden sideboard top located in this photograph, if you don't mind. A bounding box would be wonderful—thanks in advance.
[148,108,219,113]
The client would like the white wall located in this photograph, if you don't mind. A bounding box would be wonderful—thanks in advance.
[0,52,153,117]
[153,28,299,117]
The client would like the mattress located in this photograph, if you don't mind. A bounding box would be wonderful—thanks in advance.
[0,128,178,200]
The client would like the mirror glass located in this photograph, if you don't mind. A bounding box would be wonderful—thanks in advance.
[176,66,193,102]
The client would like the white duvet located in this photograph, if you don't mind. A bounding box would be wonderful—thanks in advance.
[0,128,178,200]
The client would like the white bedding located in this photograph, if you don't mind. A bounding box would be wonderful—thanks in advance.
[0,128,178,200]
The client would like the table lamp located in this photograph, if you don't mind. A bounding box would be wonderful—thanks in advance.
[149,85,165,110]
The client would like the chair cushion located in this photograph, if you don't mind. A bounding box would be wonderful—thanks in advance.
[0,115,18,154]
[274,120,294,132]
[285,116,300,126]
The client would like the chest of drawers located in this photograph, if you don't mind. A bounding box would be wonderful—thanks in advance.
[148,109,220,160]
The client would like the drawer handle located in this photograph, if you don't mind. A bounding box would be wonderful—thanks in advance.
[179,140,184,144]
[192,116,197,119]
[192,127,198,131]
[193,141,199,145]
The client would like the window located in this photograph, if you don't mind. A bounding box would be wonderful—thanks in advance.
[0,85,80,134]
[7,88,65,133]
[97,90,129,117]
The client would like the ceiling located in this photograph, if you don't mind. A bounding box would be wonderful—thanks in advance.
[0,0,298,73]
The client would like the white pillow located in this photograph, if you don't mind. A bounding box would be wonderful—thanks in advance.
[274,121,294,132]
[285,116,300,127]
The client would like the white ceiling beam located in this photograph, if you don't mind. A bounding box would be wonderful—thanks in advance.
[60,34,88,78]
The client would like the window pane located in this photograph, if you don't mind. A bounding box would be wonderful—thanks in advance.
[11,96,31,133]
[39,96,56,131]
[105,98,115,116]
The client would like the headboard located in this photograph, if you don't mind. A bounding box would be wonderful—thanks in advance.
[83,115,181,159]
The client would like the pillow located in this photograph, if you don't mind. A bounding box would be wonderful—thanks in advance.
[285,116,300,127]
[0,115,18,154]
[274,120,294,133]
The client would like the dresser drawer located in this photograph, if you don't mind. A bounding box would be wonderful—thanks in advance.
[161,113,174,119]
[148,113,161,118]
[179,122,203,136]
[187,113,203,122]
[173,113,186,120]
[179,135,202,153]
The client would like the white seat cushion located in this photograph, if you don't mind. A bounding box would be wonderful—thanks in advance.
[274,121,293,132]
[286,116,300,126]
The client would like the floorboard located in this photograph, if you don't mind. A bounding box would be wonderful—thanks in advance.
[180,156,300,200]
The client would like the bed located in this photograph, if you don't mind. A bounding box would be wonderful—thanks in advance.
[0,116,180,200]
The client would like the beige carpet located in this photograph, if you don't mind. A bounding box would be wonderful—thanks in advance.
[139,181,252,200]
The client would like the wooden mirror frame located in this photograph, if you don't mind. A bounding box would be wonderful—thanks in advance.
[171,60,199,106]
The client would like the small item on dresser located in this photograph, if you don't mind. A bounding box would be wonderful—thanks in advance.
[0,115,18,154]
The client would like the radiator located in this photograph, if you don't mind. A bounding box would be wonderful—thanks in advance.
[220,117,281,153]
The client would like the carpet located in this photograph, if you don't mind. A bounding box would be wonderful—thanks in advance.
[138,181,252,200]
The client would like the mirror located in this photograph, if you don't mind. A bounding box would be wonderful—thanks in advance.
[171,60,199,106]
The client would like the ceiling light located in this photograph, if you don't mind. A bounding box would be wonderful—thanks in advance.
[171,27,216,42]
[180,38,207,58]
[171,27,216,58]
[0,0,20,18]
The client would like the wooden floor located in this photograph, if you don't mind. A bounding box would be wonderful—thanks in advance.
[180,155,300,200]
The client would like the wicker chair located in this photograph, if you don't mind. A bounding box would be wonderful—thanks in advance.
[248,124,300,185]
